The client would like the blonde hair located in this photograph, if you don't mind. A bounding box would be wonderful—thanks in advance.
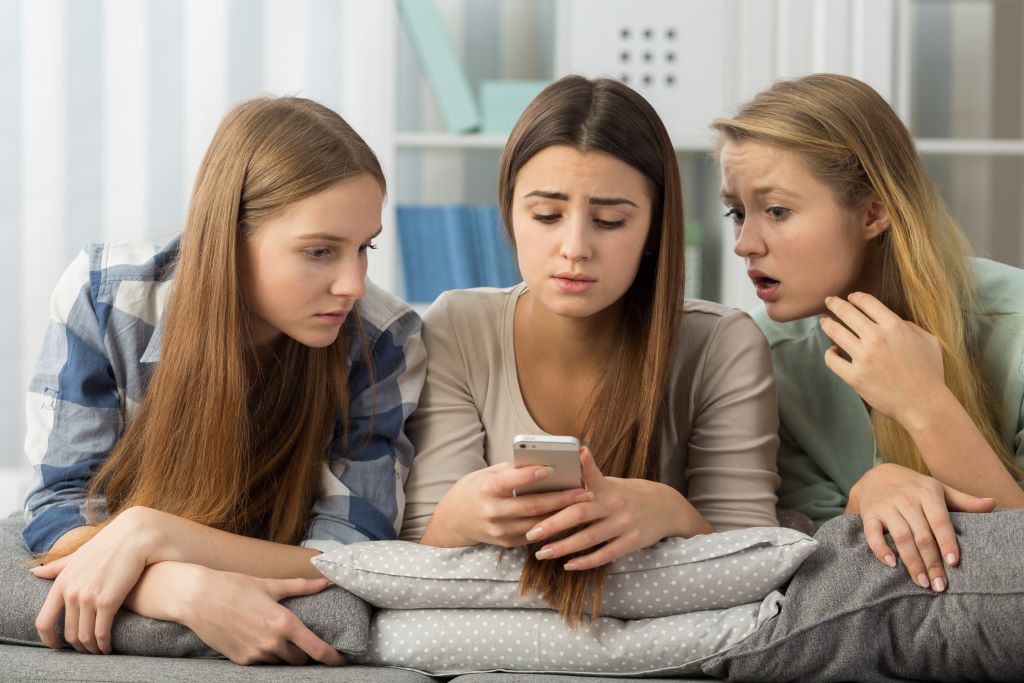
[712,73,1024,484]
[46,97,384,561]
[499,75,686,627]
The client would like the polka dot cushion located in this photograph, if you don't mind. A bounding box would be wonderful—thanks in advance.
[312,526,815,619]
[348,593,783,676]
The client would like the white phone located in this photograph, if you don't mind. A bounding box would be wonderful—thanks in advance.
[512,434,582,496]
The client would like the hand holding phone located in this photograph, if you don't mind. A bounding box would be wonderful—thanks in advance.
[512,434,582,496]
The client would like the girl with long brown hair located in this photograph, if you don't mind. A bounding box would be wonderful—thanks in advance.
[714,73,1024,595]
[22,96,425,664]
[402,75,780,627]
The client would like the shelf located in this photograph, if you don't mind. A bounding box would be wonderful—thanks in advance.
[395,131,717,153]
[916,139,1024,156]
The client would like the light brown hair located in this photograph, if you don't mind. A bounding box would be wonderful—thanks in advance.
[498,75,686,627]
[711,73,1024,484]
[46,97,385,560]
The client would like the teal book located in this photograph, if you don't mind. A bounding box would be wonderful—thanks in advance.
[397,0,481,133]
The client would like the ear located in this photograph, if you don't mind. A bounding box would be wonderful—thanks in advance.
[861,195,890,242]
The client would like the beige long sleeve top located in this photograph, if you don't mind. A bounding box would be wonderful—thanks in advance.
[400,284,780,541]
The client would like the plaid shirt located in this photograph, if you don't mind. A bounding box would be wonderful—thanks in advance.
[22,237,425,554]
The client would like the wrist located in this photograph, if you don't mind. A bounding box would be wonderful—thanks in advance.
[116,506,170,563]
[898,386,959,437]
[663,484,712,538]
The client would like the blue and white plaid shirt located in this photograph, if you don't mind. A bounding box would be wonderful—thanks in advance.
[22,237,426,554]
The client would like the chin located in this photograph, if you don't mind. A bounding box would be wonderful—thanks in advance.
[763,300,823,323]
[290,332,343,349]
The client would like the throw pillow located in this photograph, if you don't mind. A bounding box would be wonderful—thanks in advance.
[313,526,816,619]
[352,593,782,677]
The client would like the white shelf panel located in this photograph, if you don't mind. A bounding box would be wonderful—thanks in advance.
[916,138,1024,156]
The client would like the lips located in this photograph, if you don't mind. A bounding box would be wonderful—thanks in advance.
[552,272,596,294]
[315,309,351,324]
[747,269,780,302]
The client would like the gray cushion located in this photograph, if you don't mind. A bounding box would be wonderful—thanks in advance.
[703,511,1024,682]
[0,513,370,657]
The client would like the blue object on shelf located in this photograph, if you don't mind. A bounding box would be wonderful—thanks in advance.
[397,0,481,133]
[479,80,549,135]
[397,205,521,304]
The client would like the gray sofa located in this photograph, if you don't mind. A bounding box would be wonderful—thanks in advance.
[0,644,700,682]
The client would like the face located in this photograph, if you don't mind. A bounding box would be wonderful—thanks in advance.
[510,145,652,320]
[243,173,383,348]
[719,140,887,322]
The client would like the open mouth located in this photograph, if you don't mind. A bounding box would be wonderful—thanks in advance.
[753,276,780,288]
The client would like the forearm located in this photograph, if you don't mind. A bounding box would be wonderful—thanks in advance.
[124,561,198,623]
[419,501,475,548]
[904,391,1024,507]
[129,507,322,579]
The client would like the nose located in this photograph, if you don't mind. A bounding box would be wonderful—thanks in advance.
[329,261,366,300]
[560,213,592,262]
[732,218,767,259]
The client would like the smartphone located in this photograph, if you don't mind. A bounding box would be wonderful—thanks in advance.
[512,434,582,496]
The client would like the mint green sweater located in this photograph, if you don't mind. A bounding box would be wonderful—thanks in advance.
[753,258,1024,525]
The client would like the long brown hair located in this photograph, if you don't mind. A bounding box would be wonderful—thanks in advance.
[711,73,1024,484]
[498,75,686,627]
[47,97,385,560]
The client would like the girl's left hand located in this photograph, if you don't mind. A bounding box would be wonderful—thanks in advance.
[820,292,947,425]
[523,448,712,571]
[31,506,158,655]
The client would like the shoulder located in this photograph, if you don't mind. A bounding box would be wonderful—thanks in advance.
[51,237,178,323]
[680,299,766,351]
[357,280,423,347]
[423,285,516,333]
[970,258,1024,317]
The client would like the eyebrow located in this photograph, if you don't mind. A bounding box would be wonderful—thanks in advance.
[523,190,638,208]
[296,226,383,243]
[720,185,798,201]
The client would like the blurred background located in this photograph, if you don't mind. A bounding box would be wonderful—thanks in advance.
[1,0,1022,511]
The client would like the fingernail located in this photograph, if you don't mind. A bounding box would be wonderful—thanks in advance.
[535,548,552,560]
[825,296,832,304]
[917,573,929,588]
[525,527,543,542]
[534,467,551,480]
[946,553,958,566]
[932,576,946,592]
[574,492,594,503]
[563,561,579,571]
[884,554,896,568]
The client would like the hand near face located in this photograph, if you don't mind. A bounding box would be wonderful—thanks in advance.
[819,292,947,426]
[524,448,711,571]
[847,463,997,591]
[422,462,587,548]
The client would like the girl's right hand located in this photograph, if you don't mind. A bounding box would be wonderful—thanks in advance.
[128,562,344,666]
[847,463,996,592]
[422,462,587,548]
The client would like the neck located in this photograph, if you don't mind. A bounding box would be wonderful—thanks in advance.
[515,291,623,369]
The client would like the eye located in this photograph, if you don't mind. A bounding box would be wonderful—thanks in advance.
[767,206,791,221]
[532,213,560,224]
[723,207,744,224]
[358,241,378,255]
[594,218,626,229]
[306,247,333,259]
